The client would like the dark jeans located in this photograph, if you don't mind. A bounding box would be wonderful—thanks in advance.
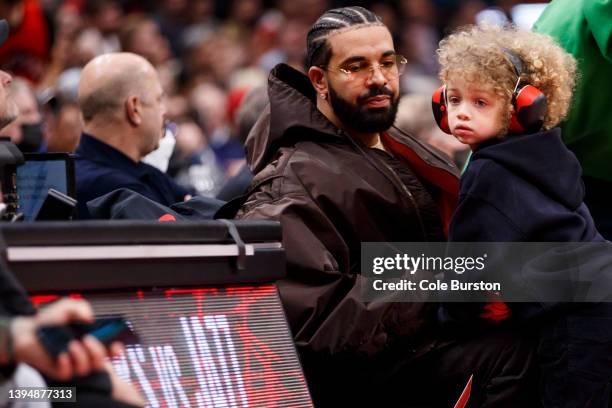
[583,176,612,240]
[301,326,539,407]
[539,303,612,408]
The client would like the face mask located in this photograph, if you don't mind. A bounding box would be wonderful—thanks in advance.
[18,122,44,152]
[142,122,177,173]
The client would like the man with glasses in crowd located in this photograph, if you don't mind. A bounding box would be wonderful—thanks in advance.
[227,6,538,407]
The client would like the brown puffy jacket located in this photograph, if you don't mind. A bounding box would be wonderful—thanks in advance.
[235,64,460,358]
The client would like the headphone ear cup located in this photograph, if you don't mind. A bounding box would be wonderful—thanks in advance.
[432,86,451,134]
[509,84,547,134]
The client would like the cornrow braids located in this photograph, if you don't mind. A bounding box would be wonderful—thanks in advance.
[306,6,384,68]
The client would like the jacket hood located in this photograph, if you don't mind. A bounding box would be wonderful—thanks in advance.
[245,64,345,173]
[472,128,585,210]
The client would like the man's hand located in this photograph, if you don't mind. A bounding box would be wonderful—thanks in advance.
[10,298,107,381]
[106,359,146,407]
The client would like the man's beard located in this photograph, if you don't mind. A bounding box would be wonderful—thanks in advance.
[328,83,399,134]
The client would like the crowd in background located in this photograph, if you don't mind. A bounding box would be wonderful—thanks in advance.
[0,0,546,198]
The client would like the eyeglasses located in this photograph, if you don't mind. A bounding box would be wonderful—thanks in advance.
[323,54,408,82]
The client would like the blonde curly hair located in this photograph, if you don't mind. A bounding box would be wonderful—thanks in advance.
[437,24,577,130]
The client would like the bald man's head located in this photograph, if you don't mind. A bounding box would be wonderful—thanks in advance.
[78,52,167,160]
[78,52,158,123]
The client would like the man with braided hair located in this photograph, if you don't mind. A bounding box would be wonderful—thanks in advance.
[225,7,538,406]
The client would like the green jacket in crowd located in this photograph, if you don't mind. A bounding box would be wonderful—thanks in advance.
[533,0,612,182]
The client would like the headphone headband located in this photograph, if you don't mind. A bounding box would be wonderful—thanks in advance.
[502,48,523,78]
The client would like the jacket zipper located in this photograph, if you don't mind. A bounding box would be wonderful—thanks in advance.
[373,155,429,242]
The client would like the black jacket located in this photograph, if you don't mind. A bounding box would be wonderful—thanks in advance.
[447,129,607,322]
[450,128,603,243]
[75,133,190,219]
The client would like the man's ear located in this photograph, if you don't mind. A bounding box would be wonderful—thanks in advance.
[126,96,142,126]
[308,66,328,97]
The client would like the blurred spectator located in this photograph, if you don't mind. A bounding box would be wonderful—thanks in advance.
[251,10,284,71]
[400,0,437,25]
[396,0,441,93]
[0,0,502,96]
[75,52,191,218]
[0,0,50,83]
[277,17,309,72]
[275,0,327,25]
[54,66,81,103]
[189,81,245,171]
[171,119,207,171]
[189,82,227,137]
[400,22,439,76]
[185,31,246,87]
[119,14,172,68]
[119,14,179,94]
[173,119,226,197]
[371,2,399,36]
[223,0,264,41]
[71,27,107,65]
[475,7,510,27]
[216,85,267,201]
[227,66,267,93]
[497,0,523,22]
[154,0,188,58]
[46,102,81,153]
[82,0,122,54]
[165,92,190,120]
[0,0,518,208]
[447,0,488,30]
[37,2,83,90]
[1,78,45,152]
[181,0,218,56]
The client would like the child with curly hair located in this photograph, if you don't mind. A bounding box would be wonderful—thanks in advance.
[436,25,612,407]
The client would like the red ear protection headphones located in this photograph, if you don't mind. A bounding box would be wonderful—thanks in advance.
[432,49,548,135]
[432,86,451,134]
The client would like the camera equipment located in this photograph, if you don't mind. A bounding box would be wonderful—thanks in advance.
[0,137,25,220]
[14,152,76,221]
[35,188,77,221]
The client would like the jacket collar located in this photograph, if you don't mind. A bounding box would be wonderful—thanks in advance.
[246,64,344,173]
[76,133,148,177]
[268,63,340,142]
[472,128,584,210]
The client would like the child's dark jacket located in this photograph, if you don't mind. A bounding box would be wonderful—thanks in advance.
[449,128,603,243]
[447,128,605,322]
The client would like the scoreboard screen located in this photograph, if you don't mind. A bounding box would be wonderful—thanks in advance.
[4,220,312,407]
[33,285,311,407]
